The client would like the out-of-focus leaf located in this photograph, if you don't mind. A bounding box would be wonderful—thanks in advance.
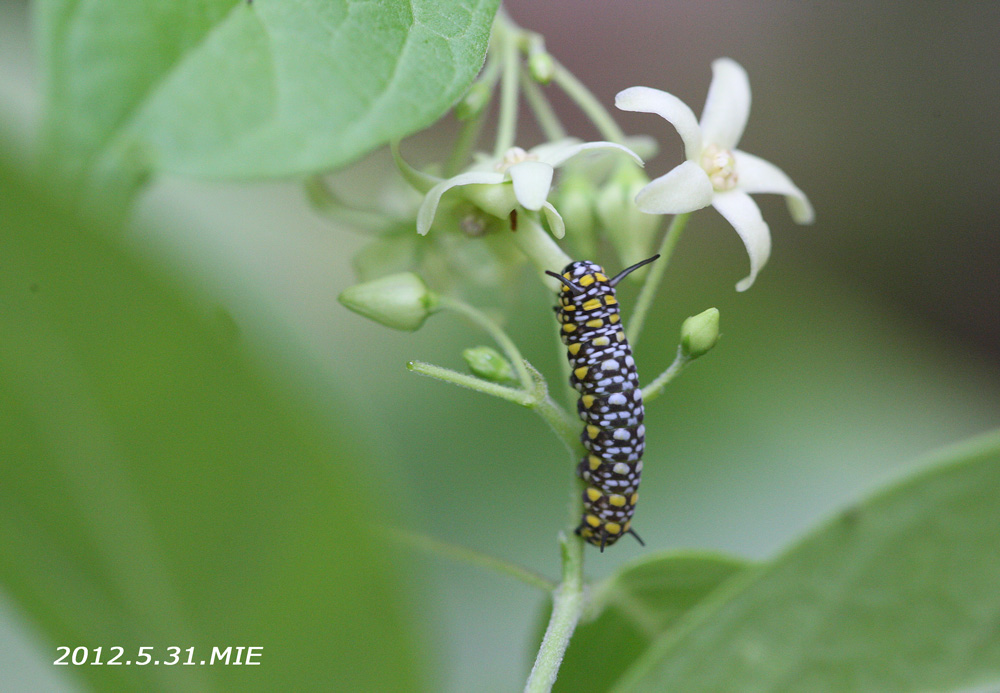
[37,0,499,207]
[548,552,747,693]
[0,153,425,691]
[612,431,1000,692]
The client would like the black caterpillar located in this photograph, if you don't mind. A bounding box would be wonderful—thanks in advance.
[546,255,659,551]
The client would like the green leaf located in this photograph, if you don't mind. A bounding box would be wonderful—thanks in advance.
[549,553,747,693]
[612,431,1000,693]
[0,153,424,691]
[37,0,499,206]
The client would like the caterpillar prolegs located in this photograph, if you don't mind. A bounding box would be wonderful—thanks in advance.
[546,255,659,551]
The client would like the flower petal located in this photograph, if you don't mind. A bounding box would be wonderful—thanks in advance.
[538,140,644,169]
[391,141,442,193]
[634,161,714,214]
[733,150,815,224]
[525,137,583,164]
[711,190,771,291]
[508,161,554,211]
[616,86,702,161]
[541,201,566,239]
[416,171,505,235]
[699,58,751,150]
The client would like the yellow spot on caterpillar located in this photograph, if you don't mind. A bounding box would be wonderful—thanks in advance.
[585,318,604,328]
[579,274,595,287]
[563,323,577,333]
[604,522,622,535]
[574,366,589,380]
[592,336,610,346]
[609,494,627,507]
[563,303,576,311]
[586,425,600,439]
[560,284,571,292]
[616,331,626,342]
[586,487,602,502]
[604,296,618,305]
[580,528,594,538]
[595,273,608,282]
[588,455,601,471]
[568,343,582,355]
[582,298,602,311]
[581,394,595,409]
[609,313,620,324]
[586,514,602,528]
[630,493,639,504]
[563,272,572,279]
[623,520,632,532]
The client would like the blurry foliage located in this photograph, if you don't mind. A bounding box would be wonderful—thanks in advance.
[0,154,424,692]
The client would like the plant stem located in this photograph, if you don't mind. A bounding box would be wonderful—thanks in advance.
[435,295,534,392]
[641,346,690,404]
[628,212,690,349]
[511,215,573,290]
[445,56,501,177]
[388,528,557,591]
[524,533,585,693]
[523,361,583,455]
[550,57,626,144]
[520,69,566,141]
[302,177,397,234]
[407,360,533,406]
[493,21,520,158]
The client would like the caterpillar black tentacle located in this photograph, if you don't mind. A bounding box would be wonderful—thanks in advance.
[546,255,659,551]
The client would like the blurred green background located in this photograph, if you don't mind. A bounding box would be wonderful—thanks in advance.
[2,2,999,692]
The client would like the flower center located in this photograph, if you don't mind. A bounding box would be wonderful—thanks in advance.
[700,144,738,191]
[495,146,539,173]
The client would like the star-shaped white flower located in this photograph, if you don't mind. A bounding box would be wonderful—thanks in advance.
[616,58,814,291]
[412,138,643,237]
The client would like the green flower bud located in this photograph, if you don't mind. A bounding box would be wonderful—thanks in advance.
[528,51,554,84]
[455,81,492,120]
[338,273,438,331]
[597,163,660,276]
[680,308,720,359]
[462,346,516,384]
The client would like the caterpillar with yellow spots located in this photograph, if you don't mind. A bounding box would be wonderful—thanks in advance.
[545,255,659,551]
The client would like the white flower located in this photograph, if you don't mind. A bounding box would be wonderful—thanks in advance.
[414,138,643,238]
[616,58,814,291]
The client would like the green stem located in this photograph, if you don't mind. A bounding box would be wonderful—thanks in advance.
[520,68,567,141]
[407,361,533,406]
[493,22,520,158]
[445,57,501,177]
[436,295,534,392]
[628,212,690,349]
[303,177,397,234]
[511,215,573,290]
[523,361,583,455]
[388,528,556,591]
[550,57,626,144]
[524,532,585,693]
[641,346,690,404]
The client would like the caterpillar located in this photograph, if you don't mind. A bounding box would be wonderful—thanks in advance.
[545,255,659,551]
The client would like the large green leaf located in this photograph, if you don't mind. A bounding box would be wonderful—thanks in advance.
[0,153,424,691]
[548,553,748,693]
[37,0,498,204]
[612,431,1000,692]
